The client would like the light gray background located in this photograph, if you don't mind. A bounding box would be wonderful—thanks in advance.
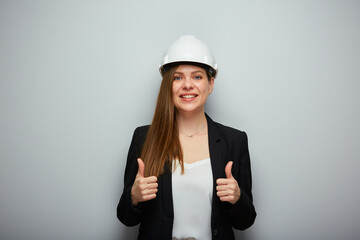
[1,0,359,239]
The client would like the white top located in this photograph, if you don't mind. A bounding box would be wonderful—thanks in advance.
[172,158,213,240]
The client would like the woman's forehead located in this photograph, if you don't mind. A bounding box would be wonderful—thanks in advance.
[175,64,206,73]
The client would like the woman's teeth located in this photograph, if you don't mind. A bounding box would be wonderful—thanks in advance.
[181,95,196,98]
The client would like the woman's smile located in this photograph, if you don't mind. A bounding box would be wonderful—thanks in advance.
[179,93,198,101]
[180,94,198,99]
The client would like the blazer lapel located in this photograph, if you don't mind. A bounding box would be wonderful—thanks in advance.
[206,114,226,226]
[161,162,174,218]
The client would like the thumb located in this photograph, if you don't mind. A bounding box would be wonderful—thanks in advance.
[137,158,145,177]
[225,161,233,179]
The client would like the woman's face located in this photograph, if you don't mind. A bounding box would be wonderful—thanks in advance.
[172,64,214,114]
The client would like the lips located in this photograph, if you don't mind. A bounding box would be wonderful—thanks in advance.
[180,94,198,99]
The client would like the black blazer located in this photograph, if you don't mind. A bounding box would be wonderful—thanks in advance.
[117,114,256,240]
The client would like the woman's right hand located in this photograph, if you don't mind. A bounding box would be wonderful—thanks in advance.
[131,158,158,206]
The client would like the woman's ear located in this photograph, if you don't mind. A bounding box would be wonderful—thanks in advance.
[208,77,215,95]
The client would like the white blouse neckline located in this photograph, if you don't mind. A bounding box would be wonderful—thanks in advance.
[183,158,210,169]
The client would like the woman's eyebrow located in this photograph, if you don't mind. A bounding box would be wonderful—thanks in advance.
[174,70,205,75]
[191,71,205,74]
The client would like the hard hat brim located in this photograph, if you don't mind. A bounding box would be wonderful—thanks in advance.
[159,61,217,78]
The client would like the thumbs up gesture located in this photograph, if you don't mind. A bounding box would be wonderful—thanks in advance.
[216,161,241,204]
[131,158,158,206]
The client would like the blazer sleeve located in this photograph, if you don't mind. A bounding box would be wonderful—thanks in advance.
[228,131,256,230]
[117,127,145,226]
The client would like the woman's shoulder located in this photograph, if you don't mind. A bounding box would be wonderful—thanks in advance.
[209,120,249,154]
[134,125,150,134]
[134,125,150,137]
[215,121,247,137]
[213,121,245,133]
[207,114,245,133]
[207,115,248,142]
[131,125,150,143]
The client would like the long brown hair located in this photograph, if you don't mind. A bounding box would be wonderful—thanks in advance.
[140,66,183,177]
[140,64,212,177]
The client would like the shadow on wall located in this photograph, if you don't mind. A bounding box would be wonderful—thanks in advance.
[235,229,253,240]
[118,225,139,239]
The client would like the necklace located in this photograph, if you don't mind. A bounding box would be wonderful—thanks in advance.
[180,123,206,137]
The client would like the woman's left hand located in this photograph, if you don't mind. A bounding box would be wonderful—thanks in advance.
[216,161,241,205]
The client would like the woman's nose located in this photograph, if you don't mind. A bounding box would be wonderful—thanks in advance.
[182,77,194,89]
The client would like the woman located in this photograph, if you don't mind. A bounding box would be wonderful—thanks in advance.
[117,35,256,240]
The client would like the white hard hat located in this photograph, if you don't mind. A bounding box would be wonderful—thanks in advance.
[159,35,218,78]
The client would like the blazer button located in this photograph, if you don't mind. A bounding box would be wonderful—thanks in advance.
[213,228,218,236]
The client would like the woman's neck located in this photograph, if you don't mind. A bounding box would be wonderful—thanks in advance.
[176,110,207,136]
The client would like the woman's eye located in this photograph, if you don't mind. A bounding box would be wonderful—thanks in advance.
[174,76,181,80]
